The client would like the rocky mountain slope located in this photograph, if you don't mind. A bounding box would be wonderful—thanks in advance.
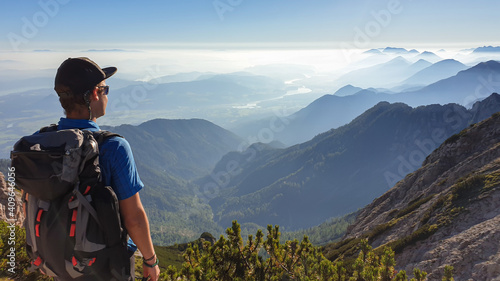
[339,112,500,280]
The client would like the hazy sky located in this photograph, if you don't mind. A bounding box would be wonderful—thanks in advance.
[1,0,499,52]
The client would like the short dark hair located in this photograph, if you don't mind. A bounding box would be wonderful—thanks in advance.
[58,92,87,114]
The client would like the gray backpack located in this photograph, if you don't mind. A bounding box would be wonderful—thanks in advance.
[11,125,132,280]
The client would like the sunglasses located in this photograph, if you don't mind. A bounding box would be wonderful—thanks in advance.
[96,85,109,95]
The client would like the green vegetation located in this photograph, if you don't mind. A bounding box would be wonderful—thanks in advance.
[442,265,454,281]
[2,220,456,280]
[153,232,216,272]
[395,195,434,219]
[385,224,439,254]
[159,221,453,280]
[0,221,51,281]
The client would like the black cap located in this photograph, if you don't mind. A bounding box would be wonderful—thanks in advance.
[54,57,117,96]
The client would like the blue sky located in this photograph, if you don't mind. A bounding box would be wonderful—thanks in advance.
[1,0,500,52]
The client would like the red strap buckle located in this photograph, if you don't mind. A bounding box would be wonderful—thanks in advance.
[33,256,43,267]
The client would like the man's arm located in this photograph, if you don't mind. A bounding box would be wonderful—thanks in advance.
[119,192,160,280]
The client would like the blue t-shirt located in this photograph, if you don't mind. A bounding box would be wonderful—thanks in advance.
[56,118,144,200]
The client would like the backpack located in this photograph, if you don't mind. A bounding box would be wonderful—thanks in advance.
[10,125,132,280]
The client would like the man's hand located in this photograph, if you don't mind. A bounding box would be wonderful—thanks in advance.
[143,263,160,281]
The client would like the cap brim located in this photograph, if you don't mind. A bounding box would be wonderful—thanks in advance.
[102,67,117,79]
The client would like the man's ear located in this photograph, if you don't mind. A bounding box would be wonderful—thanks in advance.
[90,87,100,101]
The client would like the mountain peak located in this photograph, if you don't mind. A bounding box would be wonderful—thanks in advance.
[364,48,383,55]
[382,47,409,54]
[473,59,500,68]
[333,84,363,97]
[470,92,500,123]
[413,51,442,62]
[434,58,464,66]
[473,46,500,53]
[459,60,500,74]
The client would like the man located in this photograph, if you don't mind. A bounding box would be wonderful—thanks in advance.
[53,57,160,280]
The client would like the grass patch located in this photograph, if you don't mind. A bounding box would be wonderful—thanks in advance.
[485,171,500,189]
[382,224,439,254]
[322,237,365,261]
[396,195,434,219]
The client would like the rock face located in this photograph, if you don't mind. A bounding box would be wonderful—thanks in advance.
[343,112,500,280]
[0,172,24,226]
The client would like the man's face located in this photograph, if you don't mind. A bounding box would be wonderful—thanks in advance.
[90,80,108,119]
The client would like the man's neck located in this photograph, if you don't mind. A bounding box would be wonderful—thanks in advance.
[66,111,97,122]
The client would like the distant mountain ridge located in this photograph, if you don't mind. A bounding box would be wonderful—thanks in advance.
[103,118,242,180]
[202,94,500,231]
[400,59,468,86]
[337,56,430,88]
[473,45,500,53]
[400,60,500,107]
[231,60,500,146]
[413,51,441,63]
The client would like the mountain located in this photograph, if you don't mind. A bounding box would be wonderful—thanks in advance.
[413,51,442,63]
[337,57,432,88]
[101,118,243,244]
[473,45,500,53]
[333,84,363,97]
[102,118,243,180]
[405,59,432,74]
[469,92,500,122]
[336,111,500,280]
[230,61,500,147]
[382,47,411,55]
[202,95,500,231]
[363,49,383,55]
[400,59,468,86]
[229,89,391,146]
[399,60,500,107]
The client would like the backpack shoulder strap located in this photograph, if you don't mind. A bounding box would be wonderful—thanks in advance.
[91,130,123,146]
[39,124,58,133]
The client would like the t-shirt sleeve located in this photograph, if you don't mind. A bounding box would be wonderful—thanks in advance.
[100,137,144,200]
